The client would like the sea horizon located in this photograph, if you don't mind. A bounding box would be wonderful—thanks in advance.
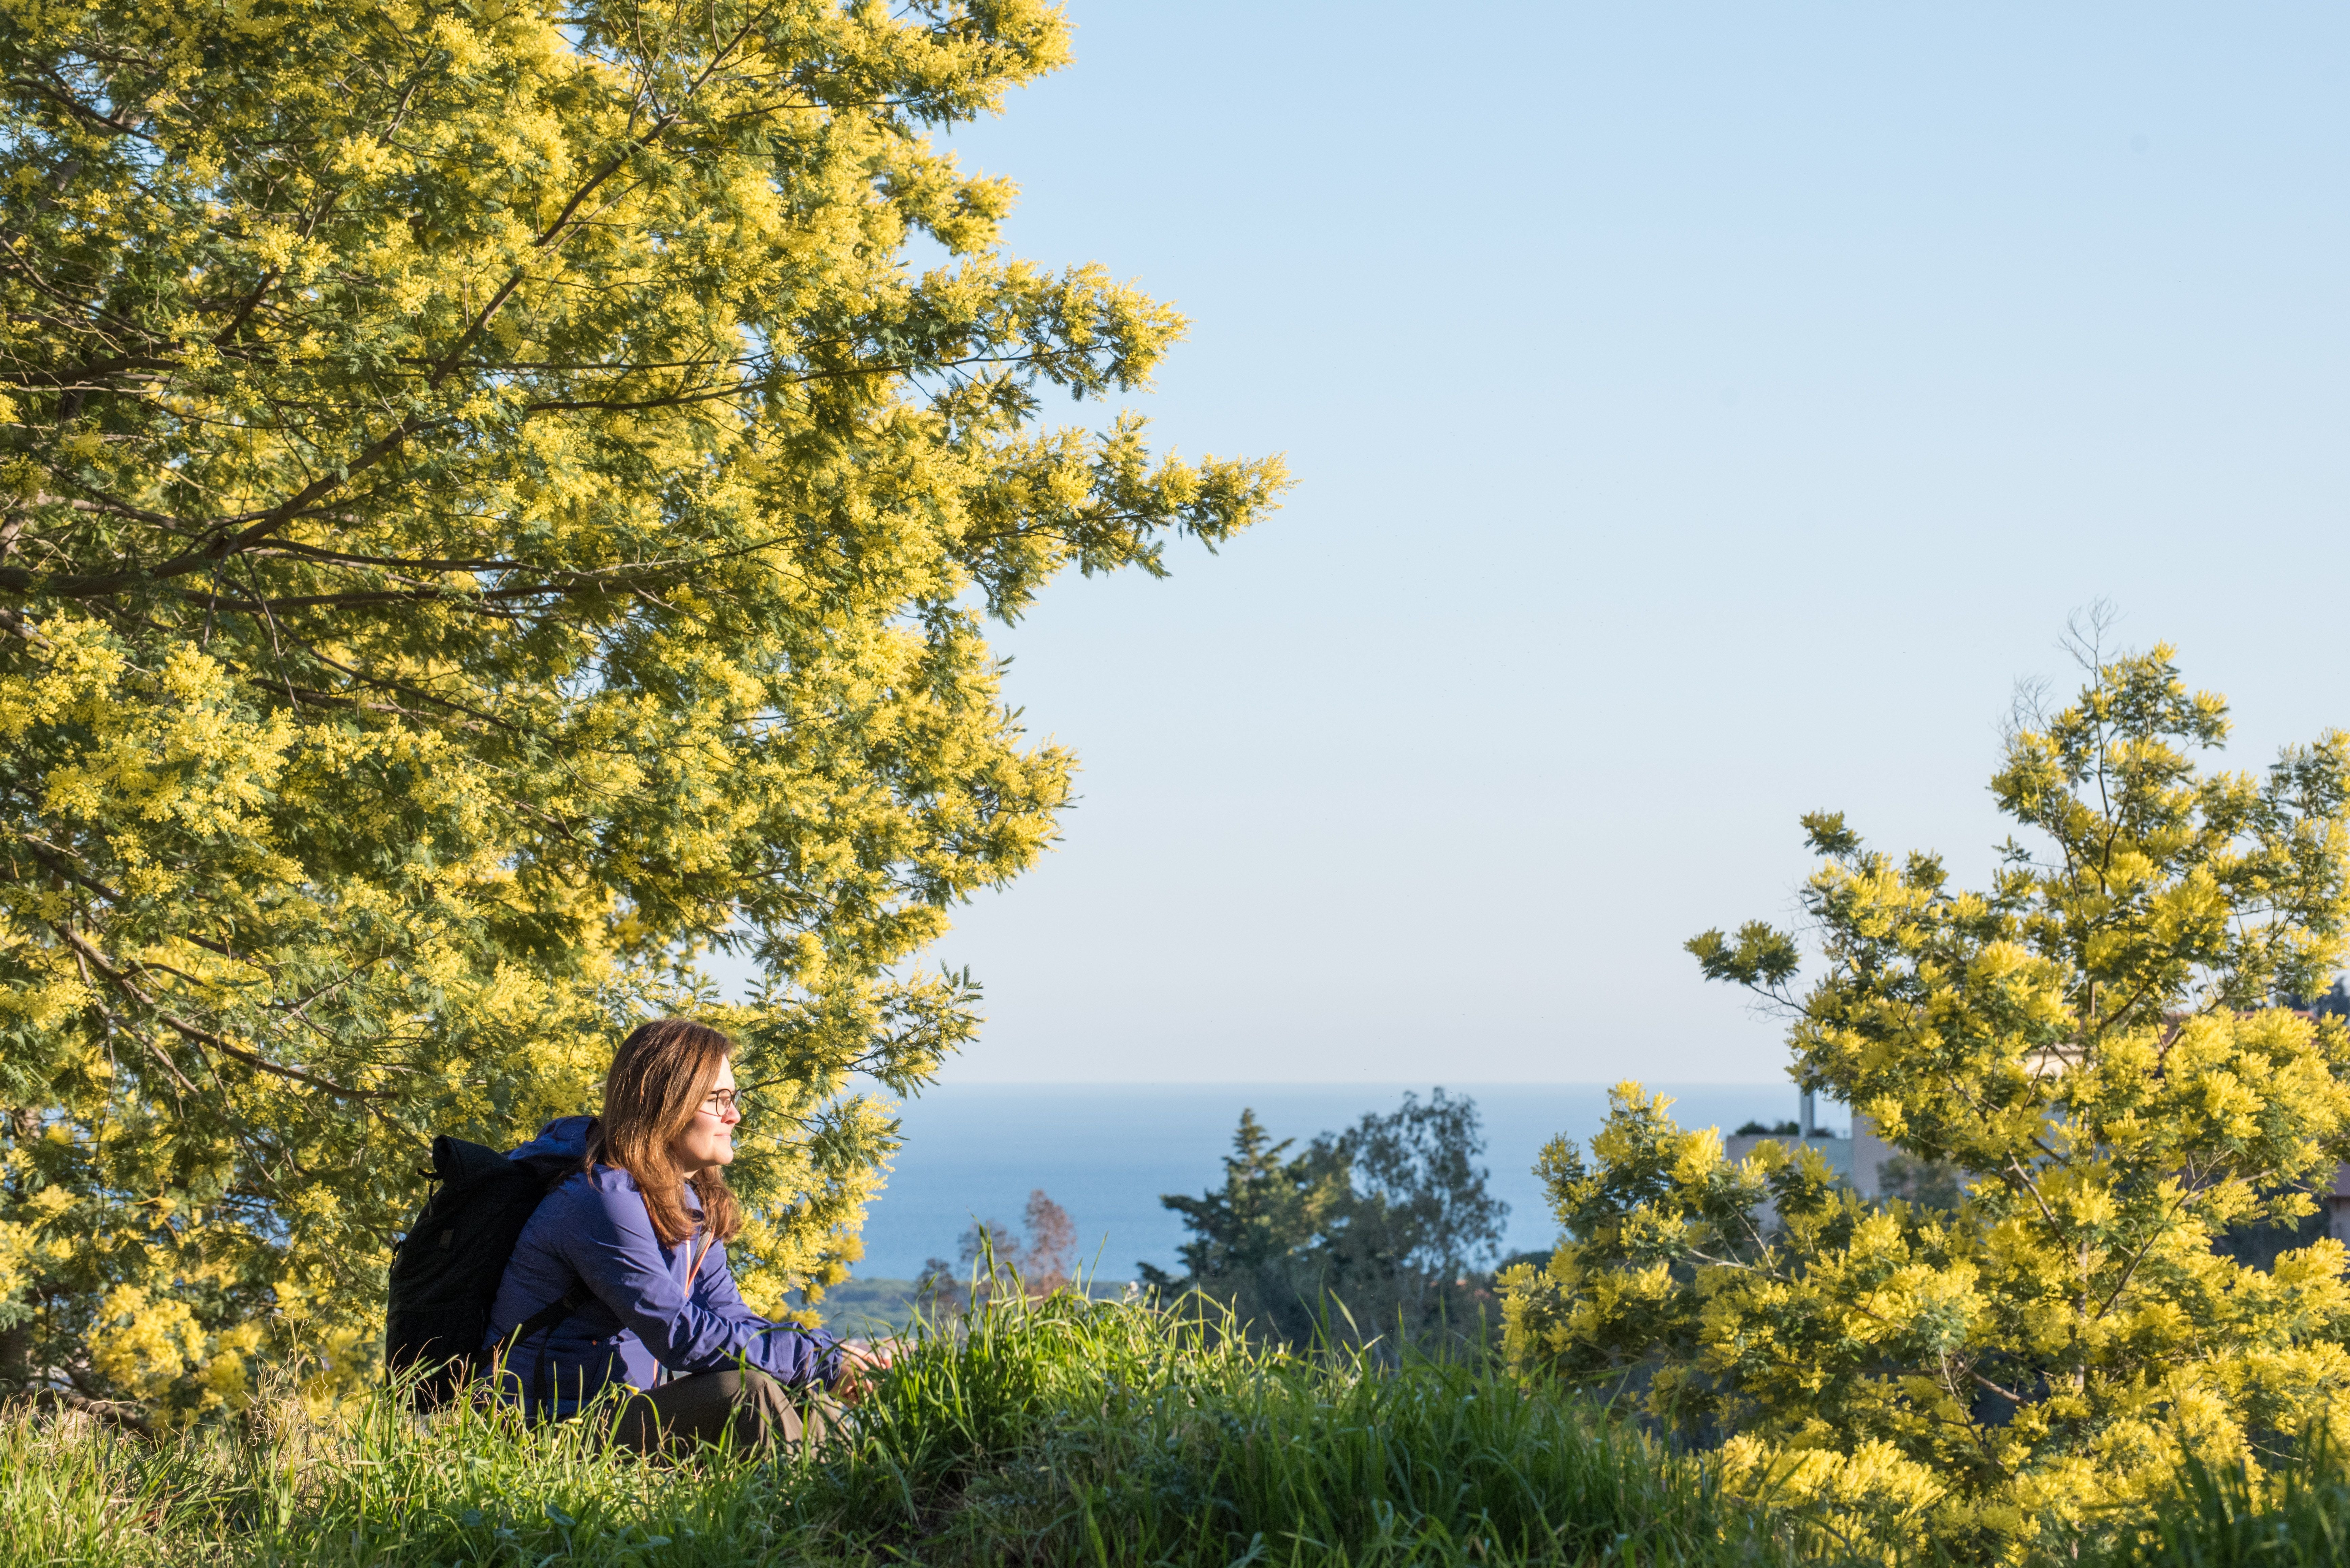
[845,1079,1822,1282]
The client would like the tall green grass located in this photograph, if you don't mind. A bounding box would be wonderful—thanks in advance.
[55,1279,2350,1567]
[2081,1434,2350,1568]
[0,1291,1801,1567]
[793,1291,1791,1565]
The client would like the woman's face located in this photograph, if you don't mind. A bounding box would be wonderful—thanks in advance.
[669,1057,739,1178]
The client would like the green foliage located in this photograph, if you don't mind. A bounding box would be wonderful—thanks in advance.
[1687,919,1803,989]
[0,1293,1804,1567]
[1141,1108,1344,1299]
[0,0,1287,1409]
[1142,1092,1510,1354]
[1502,643,2350,1561]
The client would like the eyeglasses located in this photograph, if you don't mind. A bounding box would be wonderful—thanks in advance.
[698,1089,745,1120]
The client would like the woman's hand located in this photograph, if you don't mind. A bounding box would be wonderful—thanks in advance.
[830,1338,894,1406]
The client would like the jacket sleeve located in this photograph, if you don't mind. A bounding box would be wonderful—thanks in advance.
[555,1180,841,1386]
[691,1241,842,1387]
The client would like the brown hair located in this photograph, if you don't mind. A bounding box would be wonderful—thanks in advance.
[585,1017,743,1248]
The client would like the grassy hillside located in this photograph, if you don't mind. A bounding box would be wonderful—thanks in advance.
[1,1291,2337,1566]
[0,1294,1786,1567]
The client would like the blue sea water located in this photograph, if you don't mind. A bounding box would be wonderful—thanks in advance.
[849,1082,1810,1281]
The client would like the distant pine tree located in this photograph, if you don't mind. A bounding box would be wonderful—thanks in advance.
[1143,1092,1509,1357]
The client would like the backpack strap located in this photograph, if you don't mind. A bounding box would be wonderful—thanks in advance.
[512,1283,591,1348]
[501,1282,591,1414]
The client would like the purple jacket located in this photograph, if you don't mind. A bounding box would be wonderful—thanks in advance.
[482,1116,841,1416]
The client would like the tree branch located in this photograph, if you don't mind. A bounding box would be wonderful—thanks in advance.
[53,925,376,1099]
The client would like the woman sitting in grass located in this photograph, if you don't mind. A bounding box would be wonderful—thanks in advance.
[485,1017,882,1450]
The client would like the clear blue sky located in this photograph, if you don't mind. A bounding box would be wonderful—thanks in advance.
[887,3,2350,1082]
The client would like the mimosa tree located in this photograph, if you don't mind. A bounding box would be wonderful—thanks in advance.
[1502,643,2350,1559]
[0,0,1286,1415]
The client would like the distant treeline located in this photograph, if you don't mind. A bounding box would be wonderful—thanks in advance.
[1136,1090,1515,1357]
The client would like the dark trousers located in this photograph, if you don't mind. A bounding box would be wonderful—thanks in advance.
[607,1367,829,1454]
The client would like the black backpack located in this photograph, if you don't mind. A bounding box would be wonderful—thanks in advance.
[385,1132,588,1407]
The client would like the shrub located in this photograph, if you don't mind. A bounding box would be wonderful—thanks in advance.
[1502,640,2350,1562]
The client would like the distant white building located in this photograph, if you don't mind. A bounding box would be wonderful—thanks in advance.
[2326,1166,2350,1244]
[1720,1115,1891,1199]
